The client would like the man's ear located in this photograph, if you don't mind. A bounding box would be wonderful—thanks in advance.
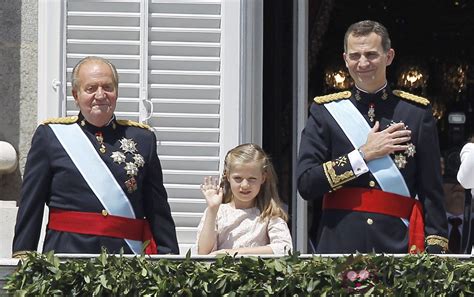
[386,49,395,66]
[72,89,79,107]
[72,88,78,100]
[343,53,349,68]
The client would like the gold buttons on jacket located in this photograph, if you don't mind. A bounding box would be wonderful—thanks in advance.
[367,218,373,225]
[369,181,376,188]
[101,209,108,217]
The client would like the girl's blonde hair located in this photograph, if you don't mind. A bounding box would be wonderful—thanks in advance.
[220,143,289,221]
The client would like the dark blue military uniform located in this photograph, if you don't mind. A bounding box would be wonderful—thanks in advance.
[297,86,448,253]
[467,219,474,254]
[13,113,179,255]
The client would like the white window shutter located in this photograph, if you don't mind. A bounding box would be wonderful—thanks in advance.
[64,0,227,254]
[66,0,142,121]
[148,0,222,253]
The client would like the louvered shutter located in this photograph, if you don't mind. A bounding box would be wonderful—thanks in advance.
[66,0,143,121]
[64,0,225,254]
[147,0,222,253]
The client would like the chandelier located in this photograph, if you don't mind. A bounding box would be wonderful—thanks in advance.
[397,65,429,90]
[443,63,468,93]
[431,100,446,121]
[324,66,353,90]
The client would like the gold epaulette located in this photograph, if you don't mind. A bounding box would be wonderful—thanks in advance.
[116,119,151,130]
[392,90,430,106]
[314,91,352,104]
[41,116,78,125]
[12,250,29,259]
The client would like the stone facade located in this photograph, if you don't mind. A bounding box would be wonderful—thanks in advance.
[0,0,37,258]
[0,0,37,202]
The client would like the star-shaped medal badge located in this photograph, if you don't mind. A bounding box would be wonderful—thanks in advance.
[133,154,145,167]
[124,162,139,176]
[119,138,138,154]
[111,151,126,164]
[405,143,416,157]
[394,154,408,169]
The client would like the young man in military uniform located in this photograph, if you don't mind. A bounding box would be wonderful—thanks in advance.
[13,56,179,256]
[297,20,448,254]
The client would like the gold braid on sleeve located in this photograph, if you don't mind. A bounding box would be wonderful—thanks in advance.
[322,157,355,190]
[425,235,448,251]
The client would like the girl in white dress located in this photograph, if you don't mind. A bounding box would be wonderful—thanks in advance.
[196,143,293,255]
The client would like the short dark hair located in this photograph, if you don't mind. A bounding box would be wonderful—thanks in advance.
[344,20,392,53]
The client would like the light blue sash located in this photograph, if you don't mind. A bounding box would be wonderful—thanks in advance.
[324,100,410,197]
[50,123,142,254]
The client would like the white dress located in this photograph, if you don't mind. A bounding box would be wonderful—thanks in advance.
[195,203,293,254]
[457,143,474,193]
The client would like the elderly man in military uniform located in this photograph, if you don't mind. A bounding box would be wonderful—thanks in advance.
[12,56,179,256]
[297,20,448,254]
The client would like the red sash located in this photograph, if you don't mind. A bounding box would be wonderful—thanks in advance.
[323,188,425,253]
[48,208,158,254]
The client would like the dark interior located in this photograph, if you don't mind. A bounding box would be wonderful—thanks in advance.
[308,0,474,151]
[263,0,474,236]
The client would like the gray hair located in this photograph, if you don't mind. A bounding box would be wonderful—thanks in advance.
[71,56,119,92]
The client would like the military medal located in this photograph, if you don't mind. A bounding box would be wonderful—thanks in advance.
[388,121,416,169]
[111,151,126,164]
[120,138,138,154]
[387,121,414,169]
[133,154,145,167]
[368,103,375,122]
[95,132,106,153]
[405,143,416,157]
[110,137,144,193]
[394,153,407,169]
[124,162,139,176]
[125,177,137,193]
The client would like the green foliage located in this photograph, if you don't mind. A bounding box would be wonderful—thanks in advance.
[4,250,474,296]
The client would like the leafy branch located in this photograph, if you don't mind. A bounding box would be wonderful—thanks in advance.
[4,250,474,296]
